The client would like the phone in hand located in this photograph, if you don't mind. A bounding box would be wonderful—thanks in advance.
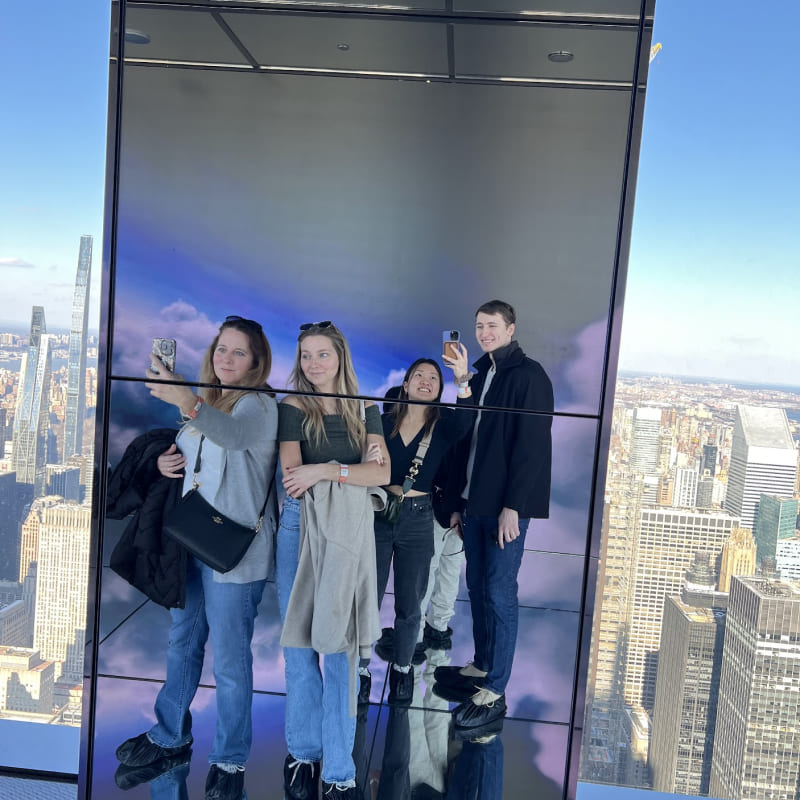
[442,330,460,361]
[152,338,177,374]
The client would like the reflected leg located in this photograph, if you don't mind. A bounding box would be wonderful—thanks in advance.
[150,557,208,748]
[201,562,266,767]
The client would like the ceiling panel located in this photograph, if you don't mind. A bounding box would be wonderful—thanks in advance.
[223,12,449,75]
[454,0,653,18]
[124,7,249,65]
[453,23,638,83]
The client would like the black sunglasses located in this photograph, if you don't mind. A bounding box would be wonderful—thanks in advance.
[299,320,333,331]
[224,315,263,333]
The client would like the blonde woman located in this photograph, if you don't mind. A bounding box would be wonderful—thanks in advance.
[277,321,389,800]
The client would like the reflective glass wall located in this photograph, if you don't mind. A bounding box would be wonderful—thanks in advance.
[83,1,654,798]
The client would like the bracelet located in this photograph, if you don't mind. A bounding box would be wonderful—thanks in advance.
[187,396,204,419]
[338,463,349,483]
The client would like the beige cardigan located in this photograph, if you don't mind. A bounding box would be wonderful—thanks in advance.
[280,480,387,713]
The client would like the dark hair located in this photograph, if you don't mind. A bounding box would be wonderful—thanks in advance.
[199,317,273,413]
[390,358,443,438]
[476,299,516,326]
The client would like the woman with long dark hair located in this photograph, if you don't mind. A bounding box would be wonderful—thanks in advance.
[277,321,390,800]
[115,315,278,800]
[373,348,474,706]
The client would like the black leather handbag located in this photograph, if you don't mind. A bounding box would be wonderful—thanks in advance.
[163,435,269,573]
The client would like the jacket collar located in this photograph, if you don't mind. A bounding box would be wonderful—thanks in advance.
[473,340,524,374]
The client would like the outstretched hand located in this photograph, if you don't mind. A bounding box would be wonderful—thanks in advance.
[442,342,470,382]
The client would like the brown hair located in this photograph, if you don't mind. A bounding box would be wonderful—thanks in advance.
[198,318,273,414]
[476,299,516,326]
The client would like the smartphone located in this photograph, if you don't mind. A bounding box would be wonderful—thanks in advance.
[442,330,460,361]
[152,338,177,374]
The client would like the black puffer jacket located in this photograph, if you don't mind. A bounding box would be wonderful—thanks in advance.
[107,428,187,608]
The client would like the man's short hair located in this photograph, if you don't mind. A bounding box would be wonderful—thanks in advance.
[476,300,516,326]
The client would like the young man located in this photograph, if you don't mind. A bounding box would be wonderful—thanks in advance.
[435,299,553,733]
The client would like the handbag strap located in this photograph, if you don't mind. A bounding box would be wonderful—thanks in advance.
[190,428,274,531]
[400,422,436,498]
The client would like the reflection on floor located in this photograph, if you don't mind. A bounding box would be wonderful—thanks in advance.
[0,777,76,800]
[95,561,578,798]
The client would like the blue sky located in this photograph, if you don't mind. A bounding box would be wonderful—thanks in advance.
[2,1,799,385]
[619,0,800,382]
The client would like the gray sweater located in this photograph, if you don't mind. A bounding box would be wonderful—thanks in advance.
[177,391,278,583]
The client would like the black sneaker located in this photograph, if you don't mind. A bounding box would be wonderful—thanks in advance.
[388,666,414,707]
[411,641,427,666]
[114,748,192,790]
[284,755,321,800]
[321,781,359,799]
[422,623,453,651]
[115,732,193,768]
[374,628,395,662]
[205,764,245,800]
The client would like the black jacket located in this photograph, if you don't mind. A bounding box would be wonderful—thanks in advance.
[107,428,187,608]
[455,340,553,519]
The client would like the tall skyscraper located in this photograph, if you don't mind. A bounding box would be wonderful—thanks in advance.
[710,576,800,800]
[701,443,718,477]
[717,525,757,593]
[12,306,52,496]
[630,407,662,475]
[725,405,797,530]
[673,465,698,508]
[32,501,91,684]
[63,235,92,462]
[624,508,737,713]
[753,493,798,564]
[0,471,19,582]
[649,553,727,795]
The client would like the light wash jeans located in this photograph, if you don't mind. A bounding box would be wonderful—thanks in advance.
[418,520,465,637]
[276,496,356,785]
[149,556,266,768]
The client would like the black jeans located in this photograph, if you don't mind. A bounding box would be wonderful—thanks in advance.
[375,496,435,667]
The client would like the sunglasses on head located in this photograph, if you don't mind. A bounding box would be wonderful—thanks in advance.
[224,315,263,333]
[299,320,333,332]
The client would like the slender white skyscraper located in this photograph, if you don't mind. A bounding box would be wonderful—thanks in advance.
[12,307,52,495]
[630,407,662,475]
[725,405,797,530]
[63,235,92,461]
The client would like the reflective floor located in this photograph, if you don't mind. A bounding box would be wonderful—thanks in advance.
[92,520,578,798]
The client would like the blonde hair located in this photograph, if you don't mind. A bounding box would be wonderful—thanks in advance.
[288,323,366,450]
[199,318,273,414]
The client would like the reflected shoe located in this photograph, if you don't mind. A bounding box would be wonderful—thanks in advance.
[374,628,395,662]
[433,662,486,687]
[358,669,372,706]
[114,748,192,790]
[411,641,427,666]
[432,679,480,704]
[423,623,453,651]
[321,781,359,799]
[452,714,505,741]
[284,755,321,800]
[205,764,245,800]
[452,689,506,730]
[388,666,414,706]
[116,732,193,767]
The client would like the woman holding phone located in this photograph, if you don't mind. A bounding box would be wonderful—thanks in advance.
[115,315,278,800]
[277,321,390,800]
[372,346,474,706]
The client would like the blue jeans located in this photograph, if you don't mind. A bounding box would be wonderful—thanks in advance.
[461,511,530,695]
[276,496,356,785]
[149,557,266,768]
[374,496,435,666]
